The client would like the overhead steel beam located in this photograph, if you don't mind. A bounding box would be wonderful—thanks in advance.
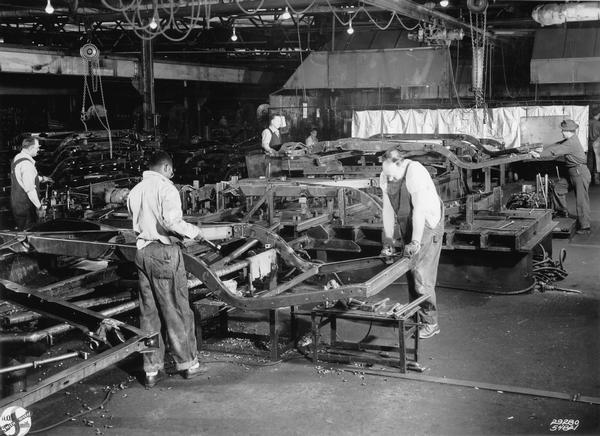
[361,0,496,40]
[0,46,273,84]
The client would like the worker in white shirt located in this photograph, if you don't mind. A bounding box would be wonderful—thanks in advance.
[380,149,444,339]
[305,128,318,148]
[261,114,283,155]
[127,151,207,388]
[10,137,53,230]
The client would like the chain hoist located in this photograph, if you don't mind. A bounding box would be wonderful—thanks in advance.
[80,43,113,158]
[469,7,488,115]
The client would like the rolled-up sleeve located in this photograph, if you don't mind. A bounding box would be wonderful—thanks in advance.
[160,184,200,239]
[262,129,271,151]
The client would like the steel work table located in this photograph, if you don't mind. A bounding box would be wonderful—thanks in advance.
[308,294,429,372]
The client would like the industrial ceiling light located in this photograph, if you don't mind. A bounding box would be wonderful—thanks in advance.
[231,26,238,42]
[149,17,158,30]
[281,7,291,20]
[149,12,159,30]
[347,20,354,35]
[45,0,54,14]
[439,0,450,7]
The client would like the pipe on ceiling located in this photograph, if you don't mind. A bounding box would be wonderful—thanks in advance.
[532,2,600,26]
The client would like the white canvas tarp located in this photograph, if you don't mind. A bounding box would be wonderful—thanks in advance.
[352,105,589,151]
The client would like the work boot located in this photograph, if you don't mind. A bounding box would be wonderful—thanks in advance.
[182,362,208,379]
[419,323,440,339]
[144,371,165,389]
[576,228,591,235]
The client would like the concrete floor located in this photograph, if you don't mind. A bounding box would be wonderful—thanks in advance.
[25,186,600,435]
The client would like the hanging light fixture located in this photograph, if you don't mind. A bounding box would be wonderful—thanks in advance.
[45,0,55,14]
[347,19,354,35]
[439,0,449,7]
[231,26,238,42]
[281,7,291,20]
[149,12,159,29]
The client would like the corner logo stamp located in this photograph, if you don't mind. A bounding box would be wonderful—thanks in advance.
[1,406,31,436]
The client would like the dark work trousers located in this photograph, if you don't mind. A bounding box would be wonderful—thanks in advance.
[569,165,591,229]
[551,178,569,215]
[12,202,37,230]
[406,206,444,326]
[135,242,198,374]
[554,166,592,228]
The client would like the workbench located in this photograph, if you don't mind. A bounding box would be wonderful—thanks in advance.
[308,294,429,373]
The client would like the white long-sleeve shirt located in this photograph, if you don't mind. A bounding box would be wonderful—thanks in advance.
[380,160,441,244]
[127,171,200,249]
[13,151,42,209]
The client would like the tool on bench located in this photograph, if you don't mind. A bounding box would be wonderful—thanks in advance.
[347,297,389,312]
[385,303,403,316]
[347,298,367,309]
[203,239,223,252]
[371,298,389,312]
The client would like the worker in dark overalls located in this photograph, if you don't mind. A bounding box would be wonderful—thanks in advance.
[10,136,53,230]
[380,149,444,339]
[261,114,283,155]
[531,119,591,234]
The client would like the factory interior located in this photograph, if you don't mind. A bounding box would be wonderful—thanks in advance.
[0,0,599,434]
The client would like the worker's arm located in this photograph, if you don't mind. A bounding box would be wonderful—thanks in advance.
[161,184,201,240]
[380,173,395,245]
[261,129,274,154]
[126,194,140,234]
[539,142,570,158]
[16,161,42,209]
[409,191,427,244]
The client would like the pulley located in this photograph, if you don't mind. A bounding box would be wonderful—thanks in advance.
[80,43,99,61]
[467,0,488,13]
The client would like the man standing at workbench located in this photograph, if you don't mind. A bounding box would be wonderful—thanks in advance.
[261,114,283,155]
[530,119,591,235]
[10,136,53,230]
[380,149,444,339]
[127,151,207,388]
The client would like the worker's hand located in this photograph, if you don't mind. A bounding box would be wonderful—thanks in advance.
[529,150,540,159]
[380,245,395,257]
[40,176,54,184]
[36,206,46,219]
[404,240,421,257]
[194,233,205,243]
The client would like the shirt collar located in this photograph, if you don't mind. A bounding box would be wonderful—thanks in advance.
[15,151,35,163]
[142,170,173,184]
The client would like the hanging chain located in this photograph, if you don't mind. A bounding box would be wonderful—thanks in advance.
[80,58,89,131]
[469,9,488,112]
[80,56,113,158]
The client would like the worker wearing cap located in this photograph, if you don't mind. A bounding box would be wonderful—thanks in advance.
[10,137,53,230]
[380,149,444,339]
[261,114,283,155]
[127,151,208,388]
[530,119,591,234]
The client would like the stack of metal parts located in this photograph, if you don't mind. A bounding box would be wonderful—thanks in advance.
[171,135,259,186]
[33,129,156,187]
